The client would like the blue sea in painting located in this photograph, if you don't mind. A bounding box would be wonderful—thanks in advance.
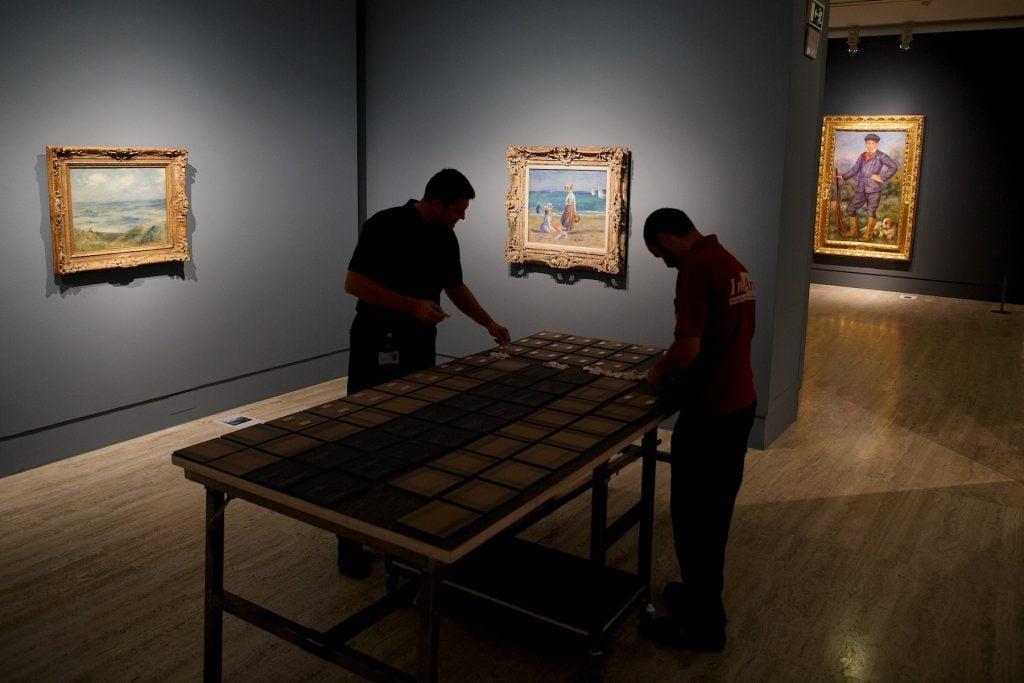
[527,191,606,216]
[72,198,167,234]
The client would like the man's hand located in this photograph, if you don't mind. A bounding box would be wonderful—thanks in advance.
[645,363,666,389]
[648,337,699,389]
[486,320,511,347]
[346,271,448,325]
[409,299,449,324]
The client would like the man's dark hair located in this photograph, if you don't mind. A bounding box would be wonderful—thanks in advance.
[643,208,696,245]
[423,168,476,206]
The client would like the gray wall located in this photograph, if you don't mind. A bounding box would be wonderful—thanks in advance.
[363,0,825,447]
[0,0,359,475]
[813,28,1023,303]
[1,0,826,477]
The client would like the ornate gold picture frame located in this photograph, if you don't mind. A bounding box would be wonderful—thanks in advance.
[47,146,190,274]
[505,146,630,274]
[813,116,924,261]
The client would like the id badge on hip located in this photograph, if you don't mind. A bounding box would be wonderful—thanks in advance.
[378,332,399,366]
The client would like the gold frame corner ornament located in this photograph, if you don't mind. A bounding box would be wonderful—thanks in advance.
[813,116,924,261]
[504,145,630,274]
[46,146,190,275]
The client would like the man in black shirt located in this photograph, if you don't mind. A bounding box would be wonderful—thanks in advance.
[337,168,511,577]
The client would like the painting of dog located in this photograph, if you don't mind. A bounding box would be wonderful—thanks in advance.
[876,216,896,240]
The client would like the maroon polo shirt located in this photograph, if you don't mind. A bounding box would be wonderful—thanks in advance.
[671,234,756,417]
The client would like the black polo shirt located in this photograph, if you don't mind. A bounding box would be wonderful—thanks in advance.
[347,199,463,327]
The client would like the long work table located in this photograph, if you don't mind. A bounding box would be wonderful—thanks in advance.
[172,331,677,681]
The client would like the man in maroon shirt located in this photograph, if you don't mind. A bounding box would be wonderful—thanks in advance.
[642,208,757,652]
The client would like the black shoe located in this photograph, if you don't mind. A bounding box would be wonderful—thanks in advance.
[644,616,726,653]
[662,582,728,626]
[663,581,688,617]
[337,538,372,579]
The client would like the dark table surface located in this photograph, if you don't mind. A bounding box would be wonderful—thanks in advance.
[172,332,673,558]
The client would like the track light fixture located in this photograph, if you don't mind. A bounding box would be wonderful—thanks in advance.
[847,27,859,54]
[899,24,913,51]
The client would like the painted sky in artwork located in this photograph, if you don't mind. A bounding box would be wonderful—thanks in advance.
[70,167,166,203]
[527,168,607,193]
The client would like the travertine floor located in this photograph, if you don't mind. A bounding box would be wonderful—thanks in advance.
[1,284,1021,681]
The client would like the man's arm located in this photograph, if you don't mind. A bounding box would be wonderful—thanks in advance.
[646,335,700,388]
[344,270,448,324]
[879,153,898,182]
[444,282,511,346]
[839,155,862,181]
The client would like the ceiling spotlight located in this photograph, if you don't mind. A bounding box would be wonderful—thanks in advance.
[847,27,860,54]
[900,24,913,51]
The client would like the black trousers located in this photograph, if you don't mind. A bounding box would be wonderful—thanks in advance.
[669,401,756,627]
[339,315,438,557]
[347,314,437,393]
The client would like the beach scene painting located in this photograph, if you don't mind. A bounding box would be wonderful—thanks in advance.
[505,146,630,274]
[47,146,190,274]
[70,167,169,253]
[525,167,609,250]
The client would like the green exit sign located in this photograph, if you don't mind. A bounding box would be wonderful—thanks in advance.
[807,0,825,30]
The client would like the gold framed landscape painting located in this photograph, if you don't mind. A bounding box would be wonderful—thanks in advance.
[47,146,190,274]
[505,145,630,274]
[813,115,924,261]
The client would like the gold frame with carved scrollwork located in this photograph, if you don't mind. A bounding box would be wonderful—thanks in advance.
[813,116,924,261]
[505,145,630,274]
[47,146,190,274]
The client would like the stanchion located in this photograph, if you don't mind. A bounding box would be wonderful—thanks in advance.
[992,275,1012,315]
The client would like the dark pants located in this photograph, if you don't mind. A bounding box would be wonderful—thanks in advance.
[339,315,438,559]
[847,189,881,217]
[347,314,437,393]
[669,401,756,627]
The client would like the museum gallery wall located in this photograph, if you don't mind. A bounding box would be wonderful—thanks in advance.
[363,0,826,451]
[814,28,1023,302]
[15,0,972,474]
[0,1,359,475]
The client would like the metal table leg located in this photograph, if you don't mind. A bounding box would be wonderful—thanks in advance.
[204,489,227,683]
[588,462,611,680]
[638,429,658,625]
[417,559,442,683]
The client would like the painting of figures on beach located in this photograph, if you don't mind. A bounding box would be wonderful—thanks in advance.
[70,167,168,252]
[47,146,190,274]
[526,168,608,249]
[813,116,924,261]
[505,146,630,274]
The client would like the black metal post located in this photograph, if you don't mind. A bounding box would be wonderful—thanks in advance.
[204,489,226,683]
[637,429,658,625]
[993,274,1012,314]
[588,462,610,680]
[417,560,442,683]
